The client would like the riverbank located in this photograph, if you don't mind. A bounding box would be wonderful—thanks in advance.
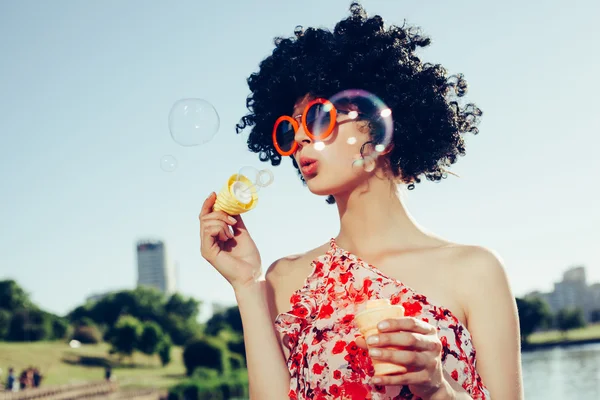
[523,323,600,352]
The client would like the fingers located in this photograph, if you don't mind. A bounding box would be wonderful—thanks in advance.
[199,192,217,218]
[368,348,434,372]
[356,336,367,350]
[231,213,247,233]
[378,317,437,335]
[200,219,235,260]
[371,370,433,386]
[203,220,233,241]
[366,330,441,352]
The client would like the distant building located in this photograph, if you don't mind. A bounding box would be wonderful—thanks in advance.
[526,265,598,322]
[589,283,600,313]
[136,240,175,295]
[86,291,113,303]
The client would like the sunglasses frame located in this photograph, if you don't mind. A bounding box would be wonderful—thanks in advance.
[272,98,338,156]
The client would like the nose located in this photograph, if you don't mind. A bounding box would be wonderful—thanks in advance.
[294,120,312,149]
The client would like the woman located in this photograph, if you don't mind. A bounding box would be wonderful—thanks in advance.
[200,3,522,399]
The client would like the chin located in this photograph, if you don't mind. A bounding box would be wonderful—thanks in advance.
[305,173,353,197]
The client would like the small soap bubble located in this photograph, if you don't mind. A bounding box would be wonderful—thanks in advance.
[160,155,177,172]
[168,98,220,147]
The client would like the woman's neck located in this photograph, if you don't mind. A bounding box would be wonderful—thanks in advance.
[334,176,434,254]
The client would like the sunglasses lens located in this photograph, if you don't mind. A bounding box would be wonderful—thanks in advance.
[275,120,296,153]
[306,102,333,139]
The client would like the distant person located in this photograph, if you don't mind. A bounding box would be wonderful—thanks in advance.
[19,370,27,390]
[32,368,42,388]
[104,366,112,381]
[5,367,15,391]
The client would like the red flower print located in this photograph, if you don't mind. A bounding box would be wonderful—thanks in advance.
[342,381,369,400]
[430,306,449,321]
[346,340,359,355]
[402,301,423,317]
[291,305,309,318]
[333,370,342,380]
[451,369,459,381]
[390,293,402,305]
[413,293,429,304]
[288,389,297,400]
[340,271,352,284]
[318,303,334,319]
[332,340,347,354]
[329,384,341,396]
[312,363,325,375]
[342,314,355,324]
[290,293,302,304]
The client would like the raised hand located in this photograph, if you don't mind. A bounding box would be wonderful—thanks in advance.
[199,192,262,290]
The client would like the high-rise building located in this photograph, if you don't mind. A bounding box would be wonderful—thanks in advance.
[136,240,175,295]
[526,265,597,322]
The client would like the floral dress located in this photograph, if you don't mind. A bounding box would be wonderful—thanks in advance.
[274,239,490,400]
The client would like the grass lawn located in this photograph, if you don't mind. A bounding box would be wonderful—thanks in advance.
[0,341,186,389]
[528,323,600,344]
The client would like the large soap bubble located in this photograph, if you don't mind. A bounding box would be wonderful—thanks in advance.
[168,98,220,147]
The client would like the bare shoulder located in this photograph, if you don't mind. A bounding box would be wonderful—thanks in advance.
[438,243,507,284]
[264,242,330,318]
[439,243,514,323]
[265,242,330,282]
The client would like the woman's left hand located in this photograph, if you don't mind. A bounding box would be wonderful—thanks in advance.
[356,317,455,400]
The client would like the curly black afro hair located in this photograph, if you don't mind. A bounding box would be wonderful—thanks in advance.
[236,2,482,201]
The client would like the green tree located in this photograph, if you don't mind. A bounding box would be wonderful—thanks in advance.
[138,321,164,356]
[0,309,11,339]
[205,306,242,336]
[0,280,31,311]
[66,288,203,346]
[50,316,70,340]
[158,335,173,366]
[7,309,52,341]
[72,325,102,344]
[107,315,142,357]
[515,297,552,344]
[165,293,200,320]
[556,308,586,336]
[183,336,230,376]
[163,314,201,346]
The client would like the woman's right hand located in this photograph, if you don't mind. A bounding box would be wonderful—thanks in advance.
[199,192,262,290]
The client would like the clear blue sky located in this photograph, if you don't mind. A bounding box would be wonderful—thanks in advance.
[1,0,598,320]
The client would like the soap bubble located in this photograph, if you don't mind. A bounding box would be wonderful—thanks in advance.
[168,98,220,146]
[313,89,393,170]
[160,155,177,172]
[229,166,274,204]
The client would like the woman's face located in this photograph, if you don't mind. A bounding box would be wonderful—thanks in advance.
[290,95,379,198]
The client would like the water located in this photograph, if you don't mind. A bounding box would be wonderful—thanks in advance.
[522,343,600,399]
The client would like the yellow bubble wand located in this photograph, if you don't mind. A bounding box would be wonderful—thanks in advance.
[213,167,274,216]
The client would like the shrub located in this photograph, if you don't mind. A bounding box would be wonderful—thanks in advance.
[183,336,229,376]
[158,335,173,366]
[72,325,102,344]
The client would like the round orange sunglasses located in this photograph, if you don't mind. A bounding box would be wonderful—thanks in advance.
[272,98,344,156]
